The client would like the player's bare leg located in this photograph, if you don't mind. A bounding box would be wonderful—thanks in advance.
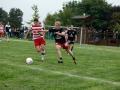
[0,34,4,41]
[0,34,2,41]
[6,33,9,42]
[70,44,74,52]
[56,44,63,63]
[66,49,76,64]
[36,46,44,61]
[40,44,46,61]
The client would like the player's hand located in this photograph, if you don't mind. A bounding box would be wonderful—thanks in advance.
[44,30,48,32]
[65,42,69,47]
[55,32,59,34]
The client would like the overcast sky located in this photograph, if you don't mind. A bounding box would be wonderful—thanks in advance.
[0,0,120,24]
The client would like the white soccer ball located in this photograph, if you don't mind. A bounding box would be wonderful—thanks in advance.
[26,58,33,64]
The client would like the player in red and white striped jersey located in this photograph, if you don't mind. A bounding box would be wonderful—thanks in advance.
[0,22,5,41]
[26,18,48,61]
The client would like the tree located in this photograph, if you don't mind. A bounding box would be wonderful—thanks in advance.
[44,0,114,30]
[44,13,59,26]
[110,6,120,31]
[27,4,40,25]
[0,8,8,25]
[44,1,80,26]
[80,0,111,29]
[9,8,23,28]
[58,1,79,26]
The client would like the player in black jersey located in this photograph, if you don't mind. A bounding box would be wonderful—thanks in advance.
[66,26,77,53]
[49,21,76,64]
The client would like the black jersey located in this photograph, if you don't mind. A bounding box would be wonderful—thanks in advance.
[67,30,77,41]
[5,25,10,32]
[49,28,66,44]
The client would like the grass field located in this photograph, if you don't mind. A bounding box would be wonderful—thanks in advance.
[0,39,120,90]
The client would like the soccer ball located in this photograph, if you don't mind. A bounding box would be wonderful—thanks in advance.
[26,58,33,64]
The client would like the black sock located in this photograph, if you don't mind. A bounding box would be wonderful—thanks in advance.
[58,57,63,63]
[71,46,73,51]
[59,57,62,61]
[72,57,75,60]
[41,52,45,55]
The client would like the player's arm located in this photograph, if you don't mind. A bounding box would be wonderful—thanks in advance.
[3,26,6,34]
[55,31,65,36]
[65,30,68,42]
[75,31,77,42]
[24,28,32,39]
[39,28,48,35]
[40,29,48,32]
[39,27,49,32]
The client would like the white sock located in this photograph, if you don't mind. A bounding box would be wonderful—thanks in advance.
[41,55,45,61]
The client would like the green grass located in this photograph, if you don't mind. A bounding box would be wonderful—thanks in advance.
[0,39,120,90]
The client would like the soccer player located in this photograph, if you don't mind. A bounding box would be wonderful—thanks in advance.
[26,18,48,61]
[5,23,11,41]
[49,21,76,64]
[66,25,77,54]
[0,22,5,41]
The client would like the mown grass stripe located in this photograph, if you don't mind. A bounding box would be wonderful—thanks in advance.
[1,62,120,86]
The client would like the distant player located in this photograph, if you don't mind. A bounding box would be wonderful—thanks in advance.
[5,23,11,41]
[26,18,48,61]
[0,22,5,41]
[49,21,76,64]
[66,25,77,54]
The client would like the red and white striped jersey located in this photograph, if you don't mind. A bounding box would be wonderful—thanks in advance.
[31,23,44,40]
[0,25,4,33]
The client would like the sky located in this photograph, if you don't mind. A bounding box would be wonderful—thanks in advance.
[0,0,120,25]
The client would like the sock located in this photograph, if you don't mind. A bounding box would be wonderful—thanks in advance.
[58,57,63,63]
[41,52,45,61]
[71,46,73,51]
[41,52,45,55]
[58,57,63,61]
[72,57,75,60]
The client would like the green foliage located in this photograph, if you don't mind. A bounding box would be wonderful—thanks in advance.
[44,0,113,30]
[59,1,79,26]
[0,8,8,24]
[32,4,39,19]
[110,6,120,31]
[9,8,23,28]
[44,1,79,26]
[81,0,111,29]
[44,13,59,26]
[27,4,40,25]
[113,23,120,31]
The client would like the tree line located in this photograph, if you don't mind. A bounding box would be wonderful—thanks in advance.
[1,0,120,32]
[44,0,120,32]
[0,8,23,28]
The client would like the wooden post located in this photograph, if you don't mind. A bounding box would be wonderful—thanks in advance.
[80,27,83,46]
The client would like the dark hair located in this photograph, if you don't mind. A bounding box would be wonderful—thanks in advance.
[34,18,38,22]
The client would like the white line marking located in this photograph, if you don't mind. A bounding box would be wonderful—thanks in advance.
[10,39,32,42]
[1,62,120,86]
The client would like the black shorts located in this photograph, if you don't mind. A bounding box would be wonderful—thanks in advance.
[68,40,75,44]
[55,42,68,49]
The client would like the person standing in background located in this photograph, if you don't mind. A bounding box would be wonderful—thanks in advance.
[0,22,5,41]
[5,22,11,41]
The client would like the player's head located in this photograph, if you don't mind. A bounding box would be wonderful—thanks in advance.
[70,25,74,30]
[55,21,61,29]
[0,22,2,25]
[67,27,71,31]
[34,18,39,24]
